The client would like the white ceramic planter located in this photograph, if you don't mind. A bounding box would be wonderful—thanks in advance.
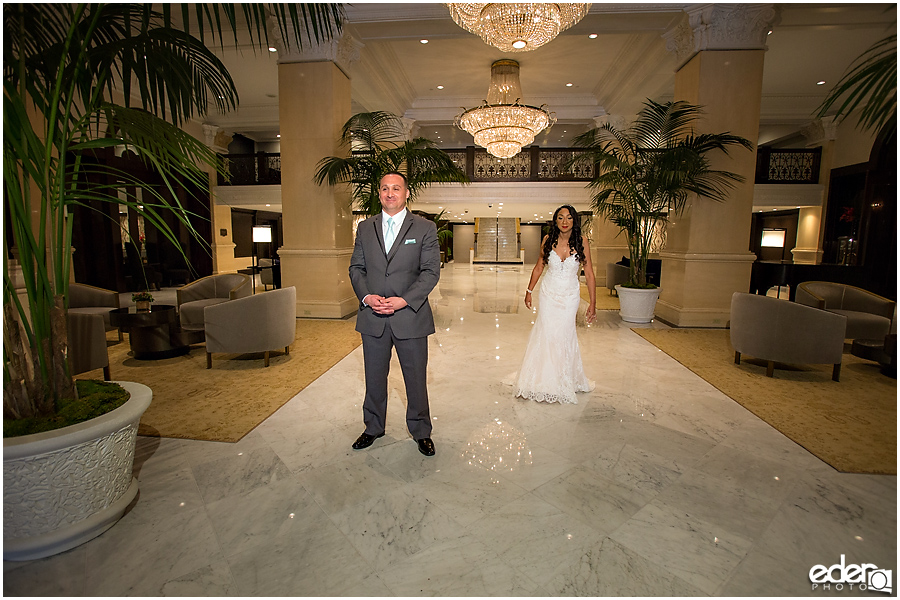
[3,381,152,561]
[615,285,662,323]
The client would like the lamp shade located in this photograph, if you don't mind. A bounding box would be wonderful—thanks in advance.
[252,226,272,243]
[760,228,786,248]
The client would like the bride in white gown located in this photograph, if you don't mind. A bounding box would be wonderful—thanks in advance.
[515,205,596,404]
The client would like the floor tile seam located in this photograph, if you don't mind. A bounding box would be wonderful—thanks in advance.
[603,527,734,597]
[82,505,227,595]
[528,470,641,537]
[605,497,757,592]
[189,446,294,507]
[324,491,458,579]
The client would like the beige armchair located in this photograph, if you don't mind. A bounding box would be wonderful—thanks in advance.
[204,286,296,368]
[795,281,895,340]
[69,282,122,341]
[67,312,111,380]
[731,292,847,381]
[176,273,251,331]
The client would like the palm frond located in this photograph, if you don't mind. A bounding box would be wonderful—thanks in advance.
[816,34,897,135]
[318,112,468,215]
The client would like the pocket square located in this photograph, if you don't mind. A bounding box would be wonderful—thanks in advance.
[404,238,417,244]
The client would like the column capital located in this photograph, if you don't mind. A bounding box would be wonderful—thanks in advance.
[399,117,418,141]
[202,124,232,153]
[593,115,628,131]
[800,116,839,147]
[663,4,779,70]
[273,21,364,78]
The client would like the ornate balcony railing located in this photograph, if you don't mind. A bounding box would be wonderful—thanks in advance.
[218,152,281,186]
[755,147,821,184]
[446,146,594,182]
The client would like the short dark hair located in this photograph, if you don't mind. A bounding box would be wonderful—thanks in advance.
[380,171,408,188]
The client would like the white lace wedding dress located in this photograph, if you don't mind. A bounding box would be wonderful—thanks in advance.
[514,252,595,404]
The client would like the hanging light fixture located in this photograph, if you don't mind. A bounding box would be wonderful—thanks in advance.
[456,59,555,159]
[447,3,590,52]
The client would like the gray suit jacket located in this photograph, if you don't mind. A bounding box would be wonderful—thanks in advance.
[349,212,440,339]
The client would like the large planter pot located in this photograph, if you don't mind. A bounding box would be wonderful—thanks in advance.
[615,285,662,323]
[3,381,152,561]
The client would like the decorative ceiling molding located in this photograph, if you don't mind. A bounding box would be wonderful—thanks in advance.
[663,4,779,70]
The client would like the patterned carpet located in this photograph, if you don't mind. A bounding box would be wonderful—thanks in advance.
[77,318,361,443]
[634,328,897,475]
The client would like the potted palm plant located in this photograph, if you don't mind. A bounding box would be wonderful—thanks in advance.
[315,111,468,216]
[568,99,752,323]
[3,3,342,560]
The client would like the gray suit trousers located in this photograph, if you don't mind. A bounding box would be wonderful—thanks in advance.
[361,318,432,440]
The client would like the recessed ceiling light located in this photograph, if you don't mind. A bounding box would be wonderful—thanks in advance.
[276,134,281,138]
[767,30,773,35]
[265,204,271,207]
[268,47,277,52]
[589,33,598,39]
[816,80,826,85]
[566,83,573,87]
[420,39,429,44]
[437,85,444,90]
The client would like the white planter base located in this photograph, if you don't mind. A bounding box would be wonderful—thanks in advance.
[3,479,138,561]
[3,381,151,561]
[615,285,662,323]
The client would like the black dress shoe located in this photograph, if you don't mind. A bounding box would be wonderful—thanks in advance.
[352,432,383,450]
[416,437,435,456]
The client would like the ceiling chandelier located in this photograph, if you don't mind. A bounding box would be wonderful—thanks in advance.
[456,59,556,159]
[447,3,590,52]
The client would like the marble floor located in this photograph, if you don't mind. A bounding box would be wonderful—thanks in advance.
[4,264,896,596]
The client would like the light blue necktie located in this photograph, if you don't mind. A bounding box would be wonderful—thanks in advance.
[384,216,396,250]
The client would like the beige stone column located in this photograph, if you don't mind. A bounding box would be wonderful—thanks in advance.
[202,124,237,274]
[657,4,778,327]
[792,117,839,263]
[276,31,362,318]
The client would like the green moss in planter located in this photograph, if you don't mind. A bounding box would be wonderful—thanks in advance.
[621,282,659,290]
[3,380,131,439]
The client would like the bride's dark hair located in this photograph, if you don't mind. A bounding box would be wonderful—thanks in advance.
[541,205,586,264]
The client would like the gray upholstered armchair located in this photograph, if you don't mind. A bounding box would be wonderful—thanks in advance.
[176,273,251,331]
[795,281,895,340]
[67,312,111,380]
[730,292,846,381]
[69,282,122,341]
[606,263,629,295]
[204,286,297,368]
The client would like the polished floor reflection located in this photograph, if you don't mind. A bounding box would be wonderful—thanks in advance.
[4,264,896,596]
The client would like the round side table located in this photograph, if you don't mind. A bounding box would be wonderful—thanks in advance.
[110,304,189,360]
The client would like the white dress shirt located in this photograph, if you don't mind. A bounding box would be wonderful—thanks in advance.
[382,208,407,252]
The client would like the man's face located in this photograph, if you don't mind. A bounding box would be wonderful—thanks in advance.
[379,174,409,216]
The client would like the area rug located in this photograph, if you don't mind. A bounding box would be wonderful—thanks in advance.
[77,318,361,443]
[582,286,620,311]
[633,328,896,475]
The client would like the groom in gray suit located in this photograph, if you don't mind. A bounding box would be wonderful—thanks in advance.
[348,172,440,456]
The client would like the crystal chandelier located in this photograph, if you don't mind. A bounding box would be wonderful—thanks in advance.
[455,59,556,159]
[447,3,590,52]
